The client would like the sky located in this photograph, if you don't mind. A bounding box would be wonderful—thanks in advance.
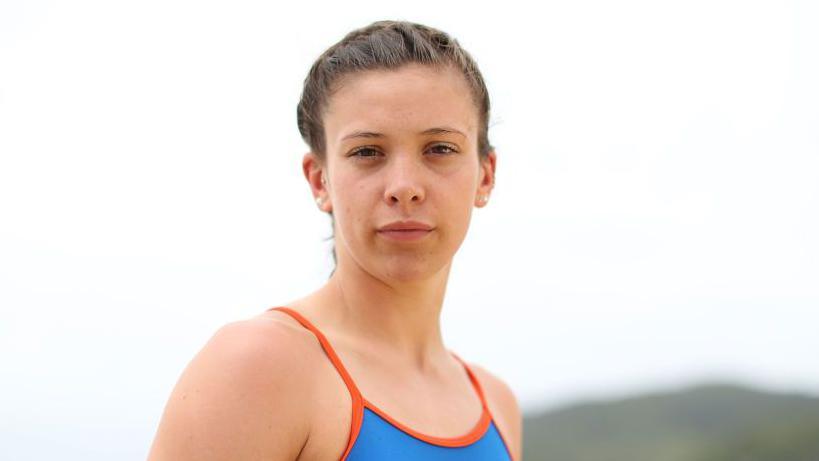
[1,0,818,459]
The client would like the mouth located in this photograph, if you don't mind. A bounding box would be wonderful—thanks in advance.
[376,228,433,241]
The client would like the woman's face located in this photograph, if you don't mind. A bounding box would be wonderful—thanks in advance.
[304,63,496,283]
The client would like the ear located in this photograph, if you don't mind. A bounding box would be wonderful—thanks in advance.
[302,152,331,213]
[475,150,497,208]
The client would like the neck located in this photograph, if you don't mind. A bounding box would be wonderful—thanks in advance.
[311,253,453,373]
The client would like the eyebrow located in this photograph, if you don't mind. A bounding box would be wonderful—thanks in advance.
[339,126,467,142]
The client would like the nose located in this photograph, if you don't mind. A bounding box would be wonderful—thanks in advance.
[383,154,426,210]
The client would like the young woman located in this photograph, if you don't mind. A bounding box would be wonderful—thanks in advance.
[148,20,521,461]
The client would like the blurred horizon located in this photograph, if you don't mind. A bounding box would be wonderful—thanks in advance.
[523,382,819,460]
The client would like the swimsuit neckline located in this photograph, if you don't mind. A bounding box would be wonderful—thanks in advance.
[267,305,494,447]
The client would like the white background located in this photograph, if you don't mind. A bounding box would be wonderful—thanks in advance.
[1,0,818,459]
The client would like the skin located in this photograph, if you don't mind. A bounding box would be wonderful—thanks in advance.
[148,62,522,461]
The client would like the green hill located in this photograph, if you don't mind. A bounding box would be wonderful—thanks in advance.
[522,383,819,461]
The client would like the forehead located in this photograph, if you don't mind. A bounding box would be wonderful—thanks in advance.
[323,64,478,145]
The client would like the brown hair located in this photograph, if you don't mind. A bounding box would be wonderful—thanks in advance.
[296,20,494,274]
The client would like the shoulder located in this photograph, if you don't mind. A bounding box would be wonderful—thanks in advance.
[465,361,523,461]
[148,312,322,460]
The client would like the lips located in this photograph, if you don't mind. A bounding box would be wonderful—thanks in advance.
[377,220,434,232]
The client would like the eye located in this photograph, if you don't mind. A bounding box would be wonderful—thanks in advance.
[428,144,458,155]
[349,147,382,159]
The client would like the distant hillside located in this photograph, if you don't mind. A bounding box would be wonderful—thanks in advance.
[522,383,819,461]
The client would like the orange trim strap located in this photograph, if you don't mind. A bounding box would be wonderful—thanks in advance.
[269,306,513,460]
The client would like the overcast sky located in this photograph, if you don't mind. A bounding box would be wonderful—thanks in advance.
[1,0,818,459]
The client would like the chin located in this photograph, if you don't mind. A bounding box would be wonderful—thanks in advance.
[379,255,450,283]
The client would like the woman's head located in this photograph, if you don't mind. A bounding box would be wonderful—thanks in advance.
[297,20,496,280]
[297,20,494,160]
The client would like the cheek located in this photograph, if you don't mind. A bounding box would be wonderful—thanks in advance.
[447,168,478,203]
[334,180,376,235]
[453,174,479,220]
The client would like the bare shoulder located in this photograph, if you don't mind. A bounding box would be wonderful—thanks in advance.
[148,313,321,461]
[466,361,523,461]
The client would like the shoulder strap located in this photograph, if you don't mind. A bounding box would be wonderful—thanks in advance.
[271,307,489,413]
[269,306,363,401]
[449,351,491,411]
[268,306,365,460]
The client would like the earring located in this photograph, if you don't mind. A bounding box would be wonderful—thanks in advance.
[478,194,489,203]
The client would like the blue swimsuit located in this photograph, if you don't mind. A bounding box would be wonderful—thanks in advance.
[268,306,514,460]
